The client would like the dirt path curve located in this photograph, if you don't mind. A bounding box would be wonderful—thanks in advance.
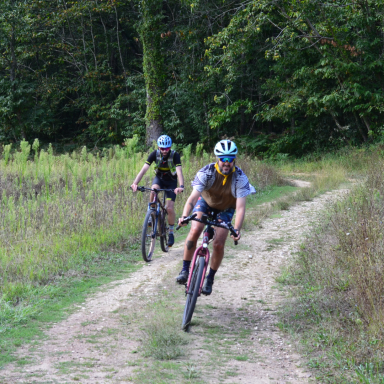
[0,187,348,384]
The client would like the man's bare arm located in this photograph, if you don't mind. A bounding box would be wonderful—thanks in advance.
[131,163,150,191]
[178,189,201,225]
[232,196,246,240]
[174,166,185,194]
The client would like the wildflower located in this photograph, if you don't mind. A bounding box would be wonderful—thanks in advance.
[346,233,350,236]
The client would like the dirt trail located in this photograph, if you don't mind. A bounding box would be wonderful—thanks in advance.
[0,186,348,384]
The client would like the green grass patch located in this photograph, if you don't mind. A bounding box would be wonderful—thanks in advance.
[0,249,142,369]
[133,360,204,384]
[140,300,189,360]
[247,185,299,207]
[267,237,285,243]
[235,355,248,361]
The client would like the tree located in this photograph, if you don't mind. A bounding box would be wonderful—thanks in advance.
[138,0,165,146]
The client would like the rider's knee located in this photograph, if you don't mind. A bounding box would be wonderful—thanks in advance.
[213,242,225,254]
[188,227,201,241]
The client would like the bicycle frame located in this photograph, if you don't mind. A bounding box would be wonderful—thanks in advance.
[137,187,173,235]
[136,186,175,261]
[139,186,171,236]
[185,226,213,295]
[180,213,238,294]
[178,213,238,330]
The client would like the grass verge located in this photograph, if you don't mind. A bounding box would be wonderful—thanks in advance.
[276,159,384,383]
[0,247,142,369]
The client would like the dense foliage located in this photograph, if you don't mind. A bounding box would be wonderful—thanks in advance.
[1,0,383,156]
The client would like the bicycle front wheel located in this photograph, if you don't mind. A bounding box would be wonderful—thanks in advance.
[159,210,169,253]
[182,257,205,331]
[141,210,156,262]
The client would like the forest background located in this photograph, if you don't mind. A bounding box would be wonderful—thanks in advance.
[1,0,383,157]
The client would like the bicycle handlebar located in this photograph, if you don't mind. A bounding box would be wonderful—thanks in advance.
[133,186,175,193]
[176,213,238,245]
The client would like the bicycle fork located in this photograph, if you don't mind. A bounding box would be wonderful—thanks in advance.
[185,249,210,296]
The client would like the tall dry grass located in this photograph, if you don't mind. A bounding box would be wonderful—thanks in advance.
[279,157,384,381]
[296,161,384,332]
[0,140,280,302]
[288,156,384,383]
[275,145,383,177]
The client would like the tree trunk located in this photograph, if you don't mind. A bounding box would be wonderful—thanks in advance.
[140,0,164,147]
[362,115,372,137]
[291,117,295,135]
[10,24,16,83]
[353,112,367,142]
[203,100,210,145]
[10,4,26,139]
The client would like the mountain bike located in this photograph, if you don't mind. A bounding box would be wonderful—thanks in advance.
[176,213,238,331]
[137,186,175,262]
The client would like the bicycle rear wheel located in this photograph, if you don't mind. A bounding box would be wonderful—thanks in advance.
[182,257,205,331]
[160,210,169,252]
[141,210,156,262]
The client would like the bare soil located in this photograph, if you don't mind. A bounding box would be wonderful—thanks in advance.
[0,186,348,384]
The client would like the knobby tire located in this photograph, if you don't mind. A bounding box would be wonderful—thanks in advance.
[182,257,205,331]
[141,210,156,262]
[160,210,169,253]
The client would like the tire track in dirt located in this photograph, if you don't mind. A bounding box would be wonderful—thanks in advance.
[0,187,348,383]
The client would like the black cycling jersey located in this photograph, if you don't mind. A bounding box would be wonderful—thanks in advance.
[145,150,182,181]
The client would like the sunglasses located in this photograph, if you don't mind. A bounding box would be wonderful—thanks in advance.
[218,157,235,163]
[159,147,171,151]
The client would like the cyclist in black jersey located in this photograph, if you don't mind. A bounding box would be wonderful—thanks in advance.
[131,135,185,247]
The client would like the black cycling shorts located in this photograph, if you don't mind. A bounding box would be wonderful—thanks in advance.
[152,175,177,201]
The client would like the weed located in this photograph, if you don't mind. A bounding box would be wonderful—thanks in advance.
[140,300,189,360]
[235,355,248,361]
[183,362,200,380]
[296,187,315,201]
[225,369,239,377]
[275,266,293,284]
[275,199,290,210]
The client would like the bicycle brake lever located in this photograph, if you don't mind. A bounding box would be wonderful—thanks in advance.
[176,221,188,230]
[226,223,238,246]
[176,219,186,231]
[176,213,197,230]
